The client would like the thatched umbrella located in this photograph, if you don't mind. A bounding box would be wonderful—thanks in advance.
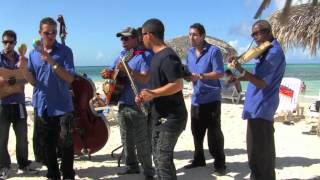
[254,0,318,20]
[166,35,237,62]
[268,3,320,56]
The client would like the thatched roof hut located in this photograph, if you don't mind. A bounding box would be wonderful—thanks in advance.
[166,35,237,62]
[268,3,320,56]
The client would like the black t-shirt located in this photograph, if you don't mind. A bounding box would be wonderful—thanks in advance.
[149,47,187,132]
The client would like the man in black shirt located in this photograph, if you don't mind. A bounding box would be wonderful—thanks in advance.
[136,18,187,180]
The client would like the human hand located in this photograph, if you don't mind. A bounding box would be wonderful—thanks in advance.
[116,61,130,73]
[101,68,113,79]
[18,56,28,70]
[185,73,200,82]
[137,89,156,103]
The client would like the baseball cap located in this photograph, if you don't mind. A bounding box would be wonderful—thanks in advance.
[116,27,137,37]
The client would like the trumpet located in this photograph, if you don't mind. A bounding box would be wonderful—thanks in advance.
[228,41,272,69]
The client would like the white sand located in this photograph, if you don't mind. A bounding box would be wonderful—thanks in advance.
[5,82,320,180]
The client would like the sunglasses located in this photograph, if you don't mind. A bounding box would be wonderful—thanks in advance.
[251,29,269,37]
[43,31,57,36]
[120,36,130,41]
[2,40,15,45]
[142,32,153,36]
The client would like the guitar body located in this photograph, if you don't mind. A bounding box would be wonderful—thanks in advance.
[0,68,26,98]
[102,49,134,105]
[103,69,127,105]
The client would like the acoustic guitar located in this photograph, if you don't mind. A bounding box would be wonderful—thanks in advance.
[0,44,27,98]
[102,49,134,105]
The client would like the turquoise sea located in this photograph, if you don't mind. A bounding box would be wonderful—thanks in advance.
[75,64,320,97]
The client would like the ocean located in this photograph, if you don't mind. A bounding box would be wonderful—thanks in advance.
[75,64,320,97]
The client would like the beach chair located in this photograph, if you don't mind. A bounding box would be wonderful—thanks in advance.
[221,82,244,104]
[276,77,304,121]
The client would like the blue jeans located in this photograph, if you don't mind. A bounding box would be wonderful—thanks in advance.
[152,130,182,180]
[118,104,154,176]
[0,104,29,169]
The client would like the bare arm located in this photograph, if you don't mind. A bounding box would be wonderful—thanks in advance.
[19,56,36,86]
[185,71,224,82]
[202,71,224,80]
[138,78,184,102]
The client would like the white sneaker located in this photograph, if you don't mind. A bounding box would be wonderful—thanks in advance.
[0,167,9,179]
[17,166,38,175]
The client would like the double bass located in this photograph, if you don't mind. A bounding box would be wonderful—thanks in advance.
[57,15,109,157]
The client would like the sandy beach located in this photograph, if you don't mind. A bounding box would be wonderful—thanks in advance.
[5,82,320,180]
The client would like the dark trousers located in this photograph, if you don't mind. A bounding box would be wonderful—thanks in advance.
[118,105,154,176]
[33,108,46,164]
[152,130,181,180]
[190,101,226,168]
[39,110,75,179]
[247,119,275,180]
[0,104,29,169]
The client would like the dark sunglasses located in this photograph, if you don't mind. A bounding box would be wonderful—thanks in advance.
[43,31,57,36]
[142,32,153,36]
[251,29,269,37]
[2,40,15,45]
[120,36,130,41]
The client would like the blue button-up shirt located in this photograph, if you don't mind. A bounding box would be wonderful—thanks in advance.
[186,43,224,105]
[28,41,75,117]
[0,51,25,104]
[243,39,286,121]
[111,49,152,106]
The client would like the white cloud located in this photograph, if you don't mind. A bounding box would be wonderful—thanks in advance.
[275,0,312,9]
[228,39,252,54]
[228,40,238,49]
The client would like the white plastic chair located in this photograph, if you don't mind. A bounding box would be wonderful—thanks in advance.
[276,77,303,120]
[221,83,244,104]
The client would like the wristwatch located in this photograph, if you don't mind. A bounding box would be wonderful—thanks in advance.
[52,62,60,71]
[199,73,204,80]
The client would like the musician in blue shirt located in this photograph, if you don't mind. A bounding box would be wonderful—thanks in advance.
[20,17,75,180]
[0,30,37,179]
[233,20,286,180]
[183,23,226,175]
[101,27,154,180]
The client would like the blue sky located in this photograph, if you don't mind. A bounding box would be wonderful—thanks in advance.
[1,0,319,66]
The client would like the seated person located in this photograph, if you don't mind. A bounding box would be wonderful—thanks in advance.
[223,69,242,93]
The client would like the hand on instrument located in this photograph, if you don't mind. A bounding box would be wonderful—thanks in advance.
[228,56,243,72]
[116,61,130,73]
[135,94,144,106]
[18,56,28,70]
[101,68,112,79]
